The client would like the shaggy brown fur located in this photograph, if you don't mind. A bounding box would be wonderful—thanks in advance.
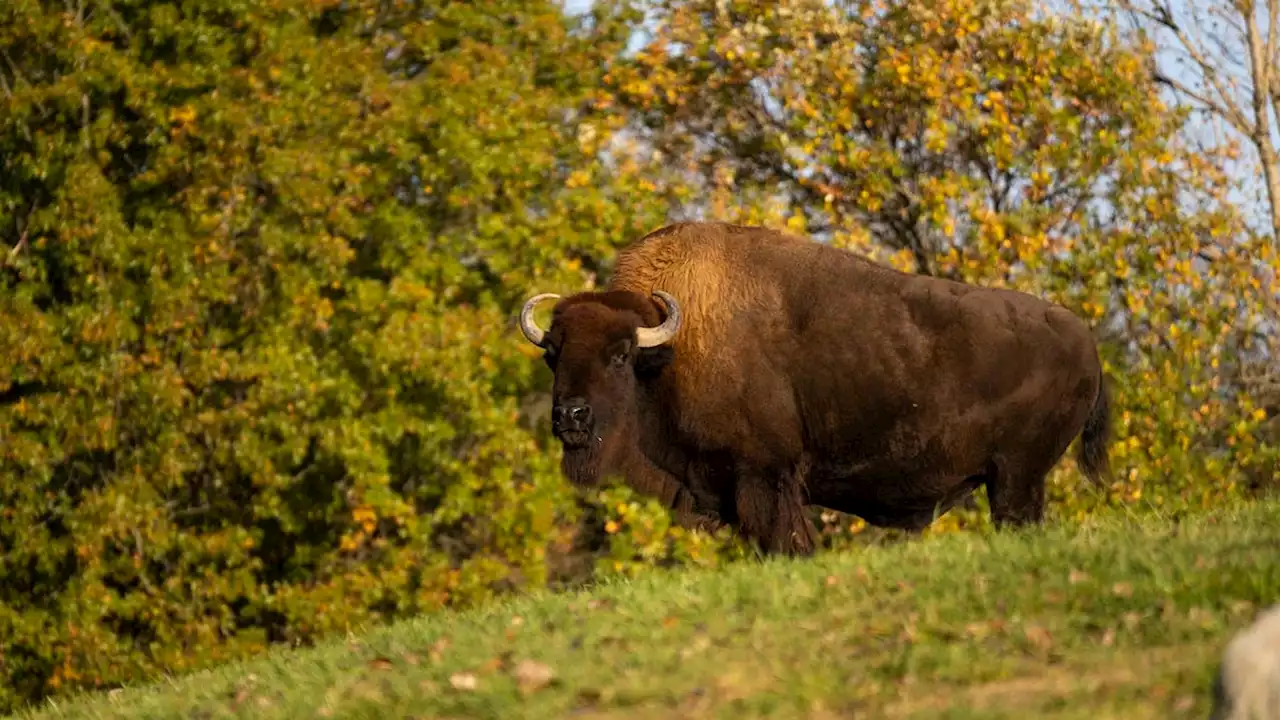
[522,222,1112,556]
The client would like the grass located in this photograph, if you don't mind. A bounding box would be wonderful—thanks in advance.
[17,500,1280,720]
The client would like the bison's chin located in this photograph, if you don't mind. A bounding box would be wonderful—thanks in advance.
[558,422,630,488]
[560,443,603,487]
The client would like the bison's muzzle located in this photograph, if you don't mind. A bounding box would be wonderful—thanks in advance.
[551,397,594,447]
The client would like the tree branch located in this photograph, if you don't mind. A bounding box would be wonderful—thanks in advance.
[1152,70,1254,137]
[5,201,37,265]
[1123,0,1255,136]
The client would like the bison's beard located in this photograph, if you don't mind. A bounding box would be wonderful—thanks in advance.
[559,424,628,488]
[561,442,603,487]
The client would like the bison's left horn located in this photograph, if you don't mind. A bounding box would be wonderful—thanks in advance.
[635,290,681,348]
[519,293,561,346]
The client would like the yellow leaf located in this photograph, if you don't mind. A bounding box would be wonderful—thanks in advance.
[170,105,197,125]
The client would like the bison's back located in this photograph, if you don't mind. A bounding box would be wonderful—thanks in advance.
[610,222,1100,477]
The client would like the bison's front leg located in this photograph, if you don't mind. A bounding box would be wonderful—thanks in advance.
[733,460,817,557]
[623,453,723,533]
[666,478,724,534]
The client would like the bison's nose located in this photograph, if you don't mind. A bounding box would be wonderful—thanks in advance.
[552,398,593,435]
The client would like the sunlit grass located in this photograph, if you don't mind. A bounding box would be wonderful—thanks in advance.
[20,499,1280,719]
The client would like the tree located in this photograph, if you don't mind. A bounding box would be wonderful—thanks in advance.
[0,0,740,711]
[600,0,1277,522]
[1095,0,1280,436]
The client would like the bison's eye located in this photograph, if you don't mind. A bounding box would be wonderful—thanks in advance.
[606,338,632,369]
[542,347,559,369]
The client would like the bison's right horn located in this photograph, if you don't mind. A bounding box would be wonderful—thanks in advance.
[519,293,561,347]
[635,290,681,348]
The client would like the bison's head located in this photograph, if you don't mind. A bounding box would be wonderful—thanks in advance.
[518,289,681,487]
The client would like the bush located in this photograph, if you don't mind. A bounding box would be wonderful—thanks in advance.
[0,0,736,712]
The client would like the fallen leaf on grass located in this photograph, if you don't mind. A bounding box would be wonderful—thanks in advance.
[1112,582,1134,598]
[1068,569,1090,585]
[512,660,556,694]
[229,676,258,709]
[1188,606,1216,628]
[368,656,394,671]
[428,636,451,663]
[449,672,478,691]
[825,575,839,587]
[715,666,770,702]
[1024,625,1054,652]
[662,615,679,629]
[680,634,711,659]
[479,650,513,674]
[965,621,992,640]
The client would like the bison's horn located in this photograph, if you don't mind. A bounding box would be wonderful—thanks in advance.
[635,290,681,348]
[519,293,561,346]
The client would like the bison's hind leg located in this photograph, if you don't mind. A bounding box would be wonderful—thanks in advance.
[984,454,1049,528]
[734,459,817,557]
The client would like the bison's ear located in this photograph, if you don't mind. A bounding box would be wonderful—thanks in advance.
[634,345,674,380]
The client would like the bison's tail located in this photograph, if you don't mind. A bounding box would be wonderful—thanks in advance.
[1076,366,1112,485]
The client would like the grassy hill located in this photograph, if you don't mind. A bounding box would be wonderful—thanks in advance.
[17,500,1280,720]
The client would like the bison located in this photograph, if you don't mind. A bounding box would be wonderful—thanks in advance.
[518,222,1112,556]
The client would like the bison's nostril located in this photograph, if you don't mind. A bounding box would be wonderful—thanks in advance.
[552,400,593,436]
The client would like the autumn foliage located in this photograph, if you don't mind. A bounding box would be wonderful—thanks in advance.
[0,0,1274,713]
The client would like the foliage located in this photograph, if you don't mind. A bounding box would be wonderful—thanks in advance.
[601,0,1278,530]
[20,500,1280,719]
[0,0,735,712]
[1093,0,1280,484]
[588,484,753,578]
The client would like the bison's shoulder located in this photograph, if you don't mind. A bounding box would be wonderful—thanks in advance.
[624,222,815,263]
